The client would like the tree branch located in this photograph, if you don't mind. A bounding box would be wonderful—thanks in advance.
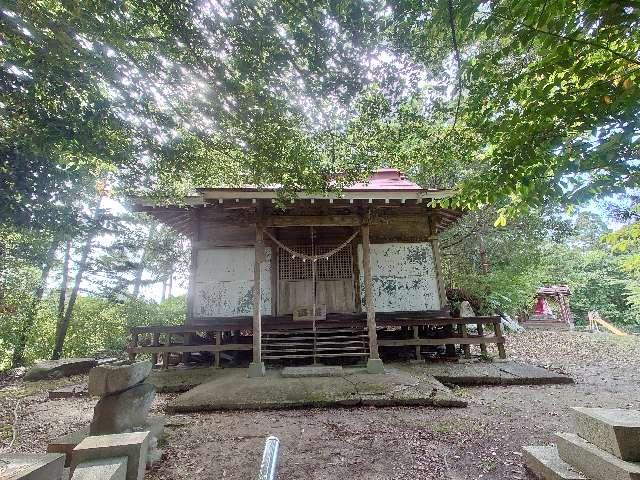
[495,13,640,67]
[447,0,464,133]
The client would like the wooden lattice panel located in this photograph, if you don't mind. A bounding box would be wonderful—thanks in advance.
[278,245,353,281]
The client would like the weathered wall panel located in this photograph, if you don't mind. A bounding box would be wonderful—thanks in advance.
[193,247,271,317]
[358,242,441,312]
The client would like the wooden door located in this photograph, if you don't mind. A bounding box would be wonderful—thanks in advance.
[277,245,355,314]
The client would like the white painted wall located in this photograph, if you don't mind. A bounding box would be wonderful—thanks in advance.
[358,242,441,312]
[193,247,271,317]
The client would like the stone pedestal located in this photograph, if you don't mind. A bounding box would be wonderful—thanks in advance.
[90,383,155,435]
[248,361,265,378]
[366,358,385,374]
[50,360,164,472]
[72,432,150,480]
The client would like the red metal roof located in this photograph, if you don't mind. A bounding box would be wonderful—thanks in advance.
[345,168,422,191]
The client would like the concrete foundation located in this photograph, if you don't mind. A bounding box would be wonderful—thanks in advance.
[168,366,466,412]
[281,366,344,378]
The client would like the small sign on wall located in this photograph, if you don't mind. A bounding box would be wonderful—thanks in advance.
[293,304,327,321]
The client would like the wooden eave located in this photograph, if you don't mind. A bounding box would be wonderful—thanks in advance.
[128,190,463,236]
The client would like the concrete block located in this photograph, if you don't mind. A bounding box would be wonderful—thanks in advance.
[572,407,640,461]
[72,431,150,480]
[88,361,152,397]
[48,426,90,467]
[71,456,127,480]
[0,453,65,480]
[281,366,344,378]
[24,358,97,381]
[366,358,385,374]
[522,445,586,480]
[90,382,155,435]
[556,431,640,480]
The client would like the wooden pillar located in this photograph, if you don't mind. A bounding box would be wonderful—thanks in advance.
[428,216,448,309]
[413,326,421,361]
[129,332,138,362]
[214,331,222,368]
[493,320,507,359]
[151,332,160,367]
[361,223,384,373]
[477,323,488,356]
[186,208,201,326]
[248,225,266,377]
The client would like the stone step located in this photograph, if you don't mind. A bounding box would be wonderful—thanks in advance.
[523,445,586,480]
[556,431,640,480]
[71,456,127,480]
[571,407,640,461]
[0,453,66,480]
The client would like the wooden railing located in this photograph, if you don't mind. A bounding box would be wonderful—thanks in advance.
[127,325,252,368]
[377,316,506,359]
[127,314,506,368]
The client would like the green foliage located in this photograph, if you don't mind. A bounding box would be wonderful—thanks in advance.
[0,295,185,370]
[443,208,638,325]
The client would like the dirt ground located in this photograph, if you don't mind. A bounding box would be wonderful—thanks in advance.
[2,330,640,480]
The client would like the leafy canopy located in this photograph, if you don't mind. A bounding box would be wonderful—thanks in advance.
[1,0,638,233]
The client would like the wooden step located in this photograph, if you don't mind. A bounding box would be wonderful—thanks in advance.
[263,352,370,359]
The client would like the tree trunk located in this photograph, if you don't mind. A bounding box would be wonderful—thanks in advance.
[51,199,102,360]
[167,272,173,298]
[132,224,156,299]
[56,239,72,326]
[161,277,167,302]
[11,238,59,367]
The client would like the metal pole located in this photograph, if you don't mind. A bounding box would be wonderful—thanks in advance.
[258,436,280,480]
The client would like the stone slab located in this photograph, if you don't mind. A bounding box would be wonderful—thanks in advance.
[556,431,640,480]
[24,358,97,382]
[0,453,65,480]
[72,431,150,480]
[49,383,88,400]
[168,366,466,412]
[71,456,127,480]
[88,361,152,397]
[281,366,344,378]
[90,382,155,435]
[48,426,90,467]
[523,445,586,480]
[572,407,640,461]
[409,360,573,386]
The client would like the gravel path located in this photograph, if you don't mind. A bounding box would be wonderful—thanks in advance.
[1,330,639,479]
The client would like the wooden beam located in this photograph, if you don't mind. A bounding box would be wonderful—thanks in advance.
[361,224,380,359]
[378,337,504,347]
[264,215,362,227]
[129,344,252,353]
